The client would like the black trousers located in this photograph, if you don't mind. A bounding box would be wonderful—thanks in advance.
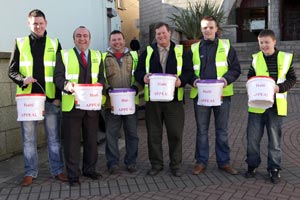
[145,101,184,170]
[62,108,99,181]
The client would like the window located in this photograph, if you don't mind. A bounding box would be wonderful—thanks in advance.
[116,0,126,10]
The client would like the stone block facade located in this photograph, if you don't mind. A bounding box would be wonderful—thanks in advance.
[0,53,46,161]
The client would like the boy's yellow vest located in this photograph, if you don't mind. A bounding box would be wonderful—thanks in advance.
[248,51,293,116]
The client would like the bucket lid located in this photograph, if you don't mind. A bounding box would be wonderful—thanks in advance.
[248,76,275,82]
[16,93,45,97]
[150,73,176,78]
[197,79,224,84]
[76,83,103,87]
[109,88,135,93]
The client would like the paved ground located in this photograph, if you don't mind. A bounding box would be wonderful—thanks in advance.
[1,92,300,200]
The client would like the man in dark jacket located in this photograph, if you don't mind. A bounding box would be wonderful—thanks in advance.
[8,9,67,186]
[189,16,241,176]
[134,22,193,177]
[54,26,104,186]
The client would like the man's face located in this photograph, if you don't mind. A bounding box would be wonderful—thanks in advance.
[27,16,47,37]
[155,25,171,47]
[201,19,218,41]
[74,28,90,51]
[109,33,125,53]
[258,36,276,56]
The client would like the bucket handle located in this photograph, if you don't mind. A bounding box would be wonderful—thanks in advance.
[34,81,46,95]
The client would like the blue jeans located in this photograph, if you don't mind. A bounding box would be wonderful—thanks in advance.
[105,108,139,169]
[246,108,283,171]
[21,101,64,177]
[193,97,231,167]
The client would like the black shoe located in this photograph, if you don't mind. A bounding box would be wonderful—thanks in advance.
[109,165,120,175]
[245,167,256,178]
[147,168,163,176]
[171,169,182,177]
[126,165,137,173]
[69,180,81,187]
[83,172,102,180]
[270,169,280,184]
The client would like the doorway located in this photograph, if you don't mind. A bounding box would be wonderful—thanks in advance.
[236,0,268,42]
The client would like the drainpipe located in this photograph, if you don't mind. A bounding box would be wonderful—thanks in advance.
[268,0,271,30]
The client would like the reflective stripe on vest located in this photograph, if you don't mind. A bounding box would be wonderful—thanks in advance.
[61,49,102,111]
[102,51,139,104]
[144,45,184,101]
[189,39,232,99]
[248,51,293,116]
[16,36,58,98]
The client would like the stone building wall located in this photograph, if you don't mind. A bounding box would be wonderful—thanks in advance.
[0,53,46,161]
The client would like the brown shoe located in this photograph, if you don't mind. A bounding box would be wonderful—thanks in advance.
[21,176,33,186]
[193,164,206,175]
[55,173,68,182]
[219,164,239,175]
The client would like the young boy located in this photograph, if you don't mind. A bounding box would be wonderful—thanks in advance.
[245,29,297,183]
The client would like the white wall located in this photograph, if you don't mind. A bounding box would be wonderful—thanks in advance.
[0,0,121,52]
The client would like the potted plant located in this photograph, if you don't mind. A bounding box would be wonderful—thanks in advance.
[168,0,225,50]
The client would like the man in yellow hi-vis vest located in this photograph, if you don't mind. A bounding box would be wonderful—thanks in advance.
[102,30,141,174]
[54,26,105,186]
[134,22,193,177]
[189,16,241,176]
[8,9,67,187]
[245,29,296,184]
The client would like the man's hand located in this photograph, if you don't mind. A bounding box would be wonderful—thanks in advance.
[64,82,75,93]
[175,76,181,88]
[52,99,61,106]
[144,73,151,84]
[23,76,37,85]
[274,85,279,93]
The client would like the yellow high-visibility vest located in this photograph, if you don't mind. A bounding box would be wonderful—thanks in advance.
[16,36,58,98]
[144,45,184,101]
[190,39,233,99]
[248,51,293,116]
[61,49,102,111]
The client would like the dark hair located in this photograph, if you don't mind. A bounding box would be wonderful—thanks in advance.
[201,16,218,27]
[130,38,140,51]
[73,26,91,40]
[258,29,276,40]
[28,9,46,20]
[154,22,170,32]
[109,30,125,40]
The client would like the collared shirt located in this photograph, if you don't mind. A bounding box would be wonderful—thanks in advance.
[157,44,170,73]
[75,48,89,65]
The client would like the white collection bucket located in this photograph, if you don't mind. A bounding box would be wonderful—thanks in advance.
[15,94,46,121]
[196,79,224,106]
[109,88,136,115]
[246,76,275,109]
[74,83,103,110]
[149,73,176,102]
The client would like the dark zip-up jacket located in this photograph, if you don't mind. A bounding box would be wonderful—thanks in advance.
[189,37,241,87]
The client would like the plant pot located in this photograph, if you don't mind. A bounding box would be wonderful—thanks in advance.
[180,39,200,52]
